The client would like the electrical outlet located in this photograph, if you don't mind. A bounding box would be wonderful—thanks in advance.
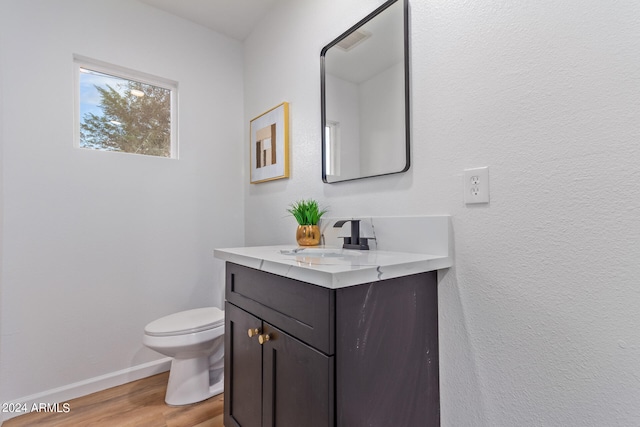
[464,167,489,204]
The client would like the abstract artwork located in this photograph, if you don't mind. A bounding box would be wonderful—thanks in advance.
[250,102,289,183]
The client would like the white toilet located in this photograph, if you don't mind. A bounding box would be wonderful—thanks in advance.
[143,307,225,406]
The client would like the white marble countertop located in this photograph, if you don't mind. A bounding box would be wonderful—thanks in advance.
[214,245,452,289]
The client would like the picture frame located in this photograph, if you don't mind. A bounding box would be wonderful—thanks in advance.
[250,102,290,184]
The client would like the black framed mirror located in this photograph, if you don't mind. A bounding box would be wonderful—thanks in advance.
[321,0,410,183]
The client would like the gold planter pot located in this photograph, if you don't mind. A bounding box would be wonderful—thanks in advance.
[296,225,321,246]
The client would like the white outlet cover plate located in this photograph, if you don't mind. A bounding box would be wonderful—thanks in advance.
[464,166,489,204]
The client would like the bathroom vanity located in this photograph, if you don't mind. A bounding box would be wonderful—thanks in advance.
[215,238,452,427]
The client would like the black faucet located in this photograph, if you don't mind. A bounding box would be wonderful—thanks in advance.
[333,219,370,250]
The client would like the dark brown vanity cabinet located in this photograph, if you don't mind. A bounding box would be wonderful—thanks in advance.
[224,262,440,427]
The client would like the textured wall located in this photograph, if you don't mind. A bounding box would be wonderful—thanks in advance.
[244,0,640,425]
[0,0,245,404]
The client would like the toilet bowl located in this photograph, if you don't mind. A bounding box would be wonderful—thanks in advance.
[143,307,225,406]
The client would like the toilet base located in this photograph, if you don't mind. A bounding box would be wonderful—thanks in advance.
[165,356,224,406]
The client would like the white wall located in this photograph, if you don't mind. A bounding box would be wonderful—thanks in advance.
[244,0,640,426]
[359,61,405,176]
[0,0,244,405]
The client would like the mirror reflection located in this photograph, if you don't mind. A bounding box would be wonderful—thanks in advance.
[321,0,410,183]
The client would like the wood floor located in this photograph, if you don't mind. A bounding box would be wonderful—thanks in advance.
[3,372,224,427]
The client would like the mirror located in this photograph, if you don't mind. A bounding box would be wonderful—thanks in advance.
[321,0,410,183]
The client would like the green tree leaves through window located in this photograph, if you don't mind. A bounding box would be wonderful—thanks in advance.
[79,68,172,157]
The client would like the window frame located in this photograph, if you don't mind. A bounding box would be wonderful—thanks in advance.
[73,54,179,158]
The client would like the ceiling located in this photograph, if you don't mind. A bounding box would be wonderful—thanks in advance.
[139,0,280,41]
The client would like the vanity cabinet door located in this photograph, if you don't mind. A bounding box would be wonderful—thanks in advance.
[225,302,263,427]
[262,322,334,427]
[225,303,334,427]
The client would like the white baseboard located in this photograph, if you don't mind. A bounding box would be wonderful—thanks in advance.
[1,358,171,423]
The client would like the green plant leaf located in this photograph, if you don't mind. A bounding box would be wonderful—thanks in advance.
[286,199,328,225]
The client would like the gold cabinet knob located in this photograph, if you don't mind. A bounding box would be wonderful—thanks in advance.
[258,334,271,345]
[248,328,260,338]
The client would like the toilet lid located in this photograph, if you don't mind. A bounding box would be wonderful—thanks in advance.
[144,307,224,337]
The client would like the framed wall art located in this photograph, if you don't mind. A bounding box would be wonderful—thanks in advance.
[249,102,290,183]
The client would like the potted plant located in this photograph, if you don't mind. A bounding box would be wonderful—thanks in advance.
[287,199,328,246]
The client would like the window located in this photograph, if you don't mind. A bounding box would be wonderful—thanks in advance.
[74,55,178,158]
[325,121,340,176]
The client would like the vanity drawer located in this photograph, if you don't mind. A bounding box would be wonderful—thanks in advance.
[225,262,335,354]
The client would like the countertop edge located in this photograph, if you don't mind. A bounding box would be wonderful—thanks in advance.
[214,246,452,289]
